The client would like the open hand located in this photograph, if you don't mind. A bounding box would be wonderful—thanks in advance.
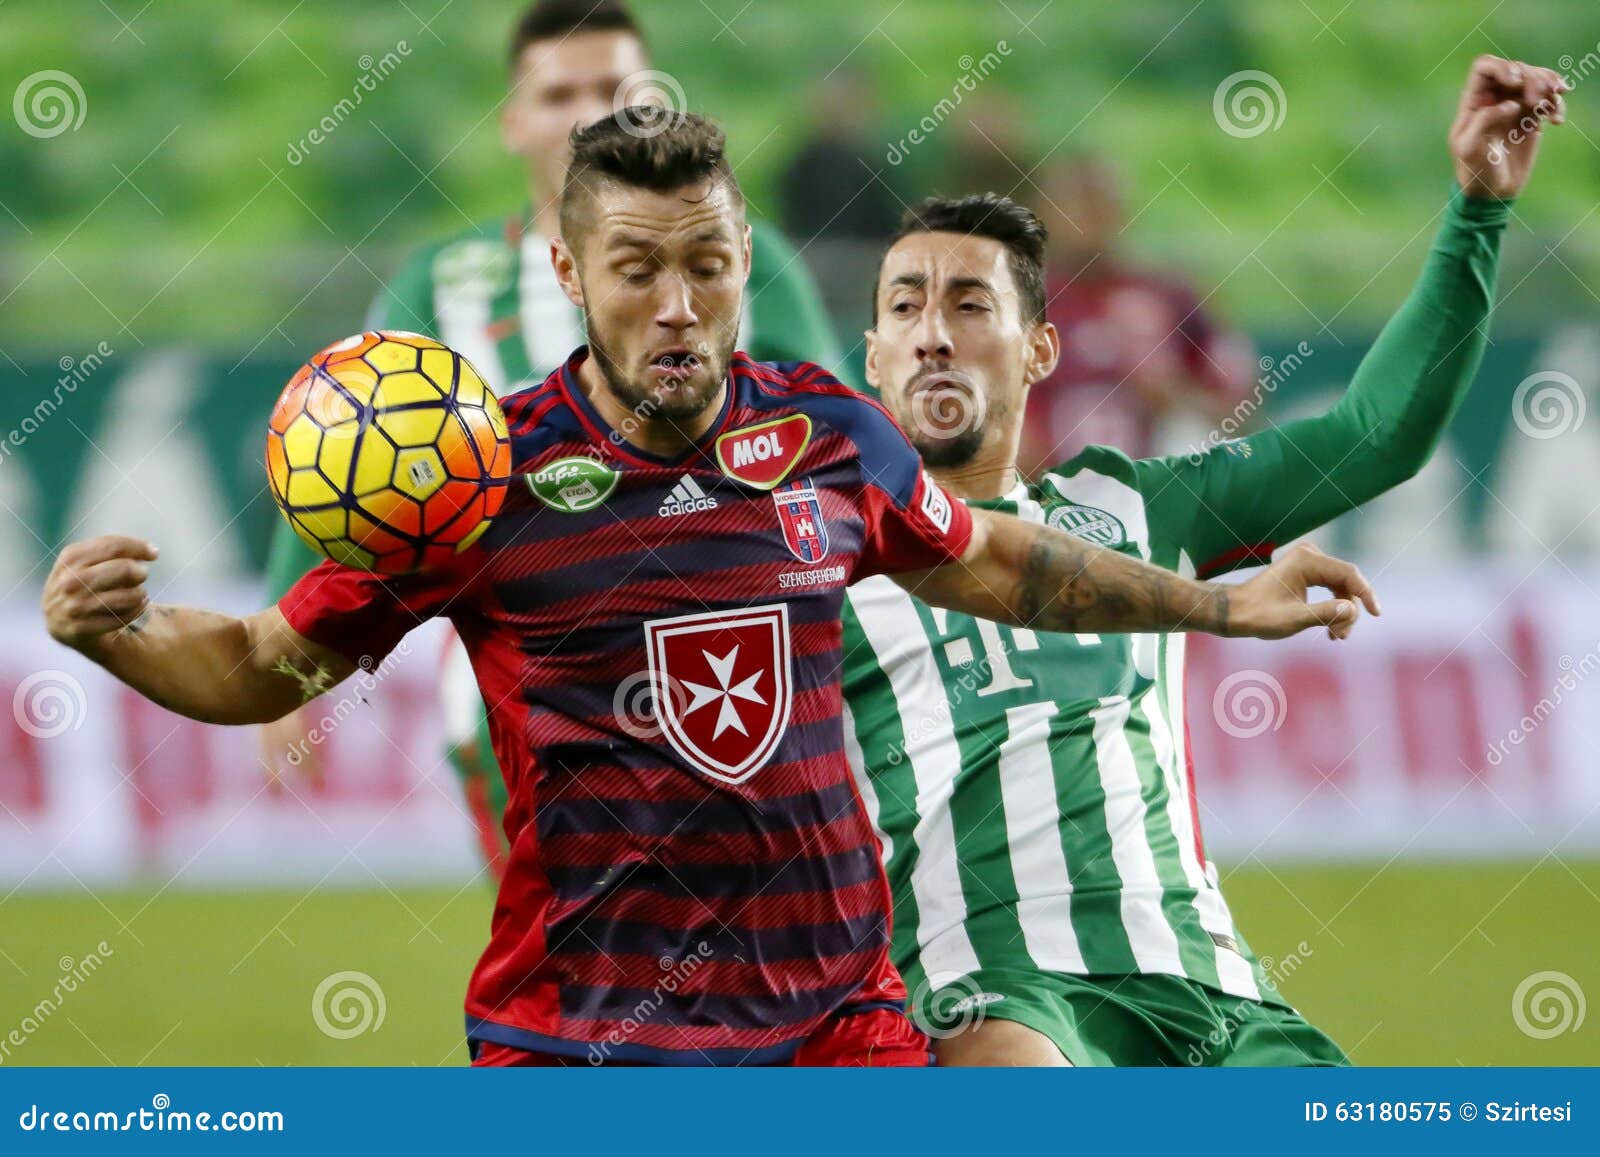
[1227,542,1380,641]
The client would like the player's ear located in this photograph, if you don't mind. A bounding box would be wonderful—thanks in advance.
[863,328,880,391]
[741,224,753,287]
[551,237,585,308]
[1023,319,1061,387]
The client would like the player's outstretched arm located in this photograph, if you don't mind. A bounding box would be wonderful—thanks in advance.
[897,509,1378,641]
[1141,56,1566,572]
[42,535,356,725]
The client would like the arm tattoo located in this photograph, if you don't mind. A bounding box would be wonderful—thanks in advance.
[271,654,336,703]
[123,605,175,634]
[1015,525,1230,635]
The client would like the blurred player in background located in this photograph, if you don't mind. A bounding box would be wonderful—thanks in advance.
[259,0,842,868]
[1018,153,1255,476]
[845,57,1564,1065]
[42,112,1371,1065]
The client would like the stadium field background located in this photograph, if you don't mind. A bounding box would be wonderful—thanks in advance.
[6,863,1597,1066]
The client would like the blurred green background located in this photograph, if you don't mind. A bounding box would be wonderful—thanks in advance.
[3,0,1598,356]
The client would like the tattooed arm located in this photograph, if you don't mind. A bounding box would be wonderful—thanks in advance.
[42,535,355,724]
[894,509,1379,640]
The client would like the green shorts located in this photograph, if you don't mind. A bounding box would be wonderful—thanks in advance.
[924,967,1349,1067]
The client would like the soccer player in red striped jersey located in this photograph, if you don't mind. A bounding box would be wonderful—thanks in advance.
[41,110,1377,1066]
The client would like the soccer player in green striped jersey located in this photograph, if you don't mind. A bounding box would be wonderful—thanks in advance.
[259,0,842,825]
[843,56,1566,1065]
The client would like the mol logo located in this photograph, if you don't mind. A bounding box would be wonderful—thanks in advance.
[715,414,812,490]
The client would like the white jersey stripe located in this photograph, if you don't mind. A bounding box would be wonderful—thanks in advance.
[847,578,982,984]
[842,698,892,866]
[997,701,1087,972]
[1158,634,1259,999]
[518,230,584,379]
[1090,695,1186,977]
[432,270,509,393]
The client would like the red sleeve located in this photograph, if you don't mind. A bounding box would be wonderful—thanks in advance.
[856,468,973,577]
[278,553,481,667]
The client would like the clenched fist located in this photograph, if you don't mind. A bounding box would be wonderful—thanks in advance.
[42,535,160,652]
[1451,55,1567,200]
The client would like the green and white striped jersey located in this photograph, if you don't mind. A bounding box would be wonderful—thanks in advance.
[842,450,1286,1007]
[838,192,1510,1007]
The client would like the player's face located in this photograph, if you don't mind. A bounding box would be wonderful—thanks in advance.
[564,179,750,422]
[867,231,1057,469]
[501,31,651,197]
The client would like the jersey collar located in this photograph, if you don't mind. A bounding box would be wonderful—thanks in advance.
[960,479,1031,510]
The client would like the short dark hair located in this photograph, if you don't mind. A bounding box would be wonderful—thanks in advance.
[881,194,1049,325]
[560,108,743,240]
[508,0,643,69]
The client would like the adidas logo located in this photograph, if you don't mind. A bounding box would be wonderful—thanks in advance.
[658,474,719,517]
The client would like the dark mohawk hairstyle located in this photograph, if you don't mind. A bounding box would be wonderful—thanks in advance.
[882,193,1049,324]
[508,0,643,69]
[560,108,743,239]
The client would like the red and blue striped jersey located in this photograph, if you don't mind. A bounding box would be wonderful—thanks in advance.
[280,350,972,1064]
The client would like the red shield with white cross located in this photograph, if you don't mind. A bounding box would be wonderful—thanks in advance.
[644,604,792,784]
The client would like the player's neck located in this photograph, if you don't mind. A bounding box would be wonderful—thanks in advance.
[576,356,726,459]
[928,456,1021,503]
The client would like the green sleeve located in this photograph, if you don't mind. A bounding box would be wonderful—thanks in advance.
[1128,188,1509,576]
[744,218,844,372]
[267,243,442,601]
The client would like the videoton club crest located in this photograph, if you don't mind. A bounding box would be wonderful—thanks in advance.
[644,604,793,784]
[772,477,829,563]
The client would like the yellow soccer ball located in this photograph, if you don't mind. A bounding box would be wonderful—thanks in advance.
[265,331,511,575]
